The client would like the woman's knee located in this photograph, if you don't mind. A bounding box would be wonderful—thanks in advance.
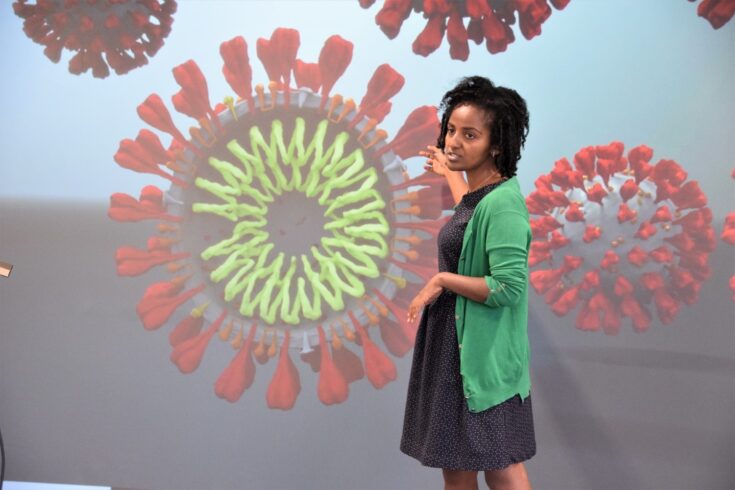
[443,468,479,489]
[483,462,530,489]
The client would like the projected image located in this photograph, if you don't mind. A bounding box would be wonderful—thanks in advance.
[689,0,735,29]
[358,0,569,60]
[12,0,176,78]
[109,28,454,409]
[525,142,715,334]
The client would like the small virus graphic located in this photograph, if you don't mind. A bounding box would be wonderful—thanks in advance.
[688,0,735,29]
[526,142,716,334]
[358,0,570,61]
[13,0,176,78]
[721,166,735,301]
[109,28,451,409]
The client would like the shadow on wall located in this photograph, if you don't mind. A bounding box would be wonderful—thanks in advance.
[529,308,643,490]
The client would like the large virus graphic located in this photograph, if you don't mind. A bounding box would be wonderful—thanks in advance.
[526,142,716,334]
[13,0,176,78]
[721,166,735,301]
[358,0,570,61]
[688,0,735,29]
[109,28,452,409]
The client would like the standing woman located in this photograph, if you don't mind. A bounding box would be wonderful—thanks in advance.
[401,76,535,490]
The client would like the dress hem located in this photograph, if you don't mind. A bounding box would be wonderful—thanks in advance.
[400,444,536,472]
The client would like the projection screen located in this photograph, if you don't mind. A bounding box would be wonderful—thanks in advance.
[1,1,734,489]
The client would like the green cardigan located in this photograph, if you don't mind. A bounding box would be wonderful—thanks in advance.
[454,176,532,413]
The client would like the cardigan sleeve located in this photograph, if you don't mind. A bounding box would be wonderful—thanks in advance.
[482,210,531,308]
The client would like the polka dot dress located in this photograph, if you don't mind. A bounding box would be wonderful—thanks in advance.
[400,180,536,471]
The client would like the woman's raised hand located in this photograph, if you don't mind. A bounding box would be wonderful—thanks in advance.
[419,145,450,176]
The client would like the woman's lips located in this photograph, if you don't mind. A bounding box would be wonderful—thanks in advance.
[446,152,460,163]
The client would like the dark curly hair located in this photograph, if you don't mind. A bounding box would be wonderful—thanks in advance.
[437,76,529,178]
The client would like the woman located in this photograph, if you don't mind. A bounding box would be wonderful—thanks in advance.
[401,76,535,490]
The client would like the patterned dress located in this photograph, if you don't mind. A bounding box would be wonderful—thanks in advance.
[400,180,536,471]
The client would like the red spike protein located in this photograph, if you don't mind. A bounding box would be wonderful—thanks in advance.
[720,166,735,302]
[13,0,176,78]
[688,0,735,29]
[358,0,570,61]
[109,28,456,409]
[526,142,716,334]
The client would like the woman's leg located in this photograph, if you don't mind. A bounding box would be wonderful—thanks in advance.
[483,462,531,490]
[443,469,479,490]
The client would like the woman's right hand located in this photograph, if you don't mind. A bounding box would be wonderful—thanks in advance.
[419,145,450,177]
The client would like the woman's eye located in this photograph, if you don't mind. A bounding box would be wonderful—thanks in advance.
[465,133,475,139]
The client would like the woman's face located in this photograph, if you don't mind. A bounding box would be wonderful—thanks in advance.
[443,103,495,173]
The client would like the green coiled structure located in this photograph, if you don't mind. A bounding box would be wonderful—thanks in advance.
[192,117,389,325]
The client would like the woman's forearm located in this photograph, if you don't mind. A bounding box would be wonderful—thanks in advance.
[445,171,469,205]
[438,272,489,304]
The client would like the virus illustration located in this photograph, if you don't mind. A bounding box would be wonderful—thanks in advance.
[358,0,570,61]
[688,0,735,29]
[526,142,716,334]
[721,166,735,301]
[12,0,176,78]
[108,28,452,409]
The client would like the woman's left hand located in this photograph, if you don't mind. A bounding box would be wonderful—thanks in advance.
[407,273,445,324]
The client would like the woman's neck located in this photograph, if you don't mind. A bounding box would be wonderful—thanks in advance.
[466,167,505,193]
